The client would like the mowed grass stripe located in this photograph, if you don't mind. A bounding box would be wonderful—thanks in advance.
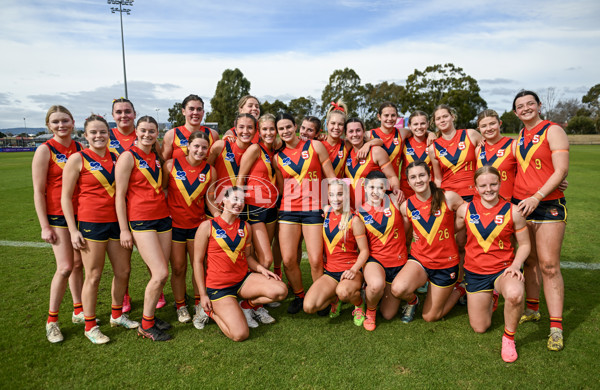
[2,239,599,270]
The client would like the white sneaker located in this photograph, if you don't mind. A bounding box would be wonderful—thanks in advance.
[177,306,192,323]
[46,322,63,343]
[72,312,100,325]
[192,305,210,330]
[84,325,110,344]
[110,313,139,329]
[253,307,276,324]
[240,302,259,328]
[72,311,84,324]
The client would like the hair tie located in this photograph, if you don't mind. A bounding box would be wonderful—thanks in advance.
[330,101,345,112]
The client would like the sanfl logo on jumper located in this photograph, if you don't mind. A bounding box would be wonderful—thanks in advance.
[138,160,150,169]
[225,152,235,162]
[56,154,67,163]
[282,157,291,166]
[175,171,186,181]
[89,162,103,171]
[323,218,329,228]
[406,147,415,155]
[469,214,480,224]
[411,210,421,220]
[215,229,227,239]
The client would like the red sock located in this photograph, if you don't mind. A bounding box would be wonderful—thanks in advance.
[73,302,83,315]
[253,304,263,311]
[550,317,563,330]
[353,297,363,307]
[195,295,200,306]
[408,295,418,305]
[206,310,214,319]
[111,305,123,319]
[84,316,97,331]
[175,299,186,310]
[274,266,282,278]
[47,310,59,323]
[294,289,305,299]
[454,284,466,297]
[366,307,377,316]
[142,315,155,330]
[526,298,539,312]
[240,299,255,309]
[503,327,516,341]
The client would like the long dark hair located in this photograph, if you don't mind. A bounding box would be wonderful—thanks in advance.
[405,161,444,216]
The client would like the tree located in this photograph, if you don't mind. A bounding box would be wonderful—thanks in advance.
[321,68,363,117]
[567,116,596,134]
[361,81,407,129]
[168,102,185,128]
[260,100,289,117]
[0,131,6,138]
[542,87,559,119]
[206,68,251,130]
[288,96,320,123]
[550,98,582,124]
[582,83,600,117]
[500,111,521,134]
[404,63,487,128]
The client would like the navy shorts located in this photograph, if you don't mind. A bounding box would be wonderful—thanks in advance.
[366,257,403,284]
[324,269,344,283]
[78,221,120,242]
[464,268,506,293]
[241,204,278,225]
[172,226,198,243]
[47,214,68,228]
[511,197,567,223]
[206,273,251,301]
[408,256,458,288]
[461,195,474,202]
[279,210,323,225]
[129,217,172,233]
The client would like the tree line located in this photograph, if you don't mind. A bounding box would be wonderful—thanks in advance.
[168,64,599,135]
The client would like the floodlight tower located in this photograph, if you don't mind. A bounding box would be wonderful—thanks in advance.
[108,0,134,99]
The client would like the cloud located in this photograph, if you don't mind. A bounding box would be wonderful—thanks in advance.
[480,79,516,85]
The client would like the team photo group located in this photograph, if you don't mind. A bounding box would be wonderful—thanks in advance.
[33,89,569,364]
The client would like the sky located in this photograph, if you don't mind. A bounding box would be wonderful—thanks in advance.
[1,0,599,130]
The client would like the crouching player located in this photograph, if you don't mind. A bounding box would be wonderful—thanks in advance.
[192,186,287,341]
[456,166,531,362]
[303,179,370,325]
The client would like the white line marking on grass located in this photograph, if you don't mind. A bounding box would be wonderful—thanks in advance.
[2,240,599,270]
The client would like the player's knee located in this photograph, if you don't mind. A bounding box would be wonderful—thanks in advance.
[366,281,384,296]
[229,328,249,342]
[540,262,560,279]
[56,264,73,278]
[504,287,524,307]
[271,282,287,301]
[470,320,490,333]
[422,311,441,323]
[303,299,317,314]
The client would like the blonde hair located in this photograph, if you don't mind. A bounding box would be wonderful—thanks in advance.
[45,105,74,133]
[326,99,348,122]
[328,179,352,233]
[238,95,260,112]
[258,113,276,128]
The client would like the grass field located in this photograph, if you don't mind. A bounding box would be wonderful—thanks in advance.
[1,147,599,389]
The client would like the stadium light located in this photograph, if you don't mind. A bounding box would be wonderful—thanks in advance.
[108,0,134,99]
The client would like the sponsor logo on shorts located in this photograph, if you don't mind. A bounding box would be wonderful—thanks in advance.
[550,208,559,217]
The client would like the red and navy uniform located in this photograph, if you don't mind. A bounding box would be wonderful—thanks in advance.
[433,129,477,198]
[464,198,515,275]
[43,138,82,216]
[125,146,168,221]
[77,148,117,223]
[406,195,459,269]
[108,127,136,156]
[322,139,347,178]
[357,200,407,268]
[172,125,217,160]
[514,120,564,201]
[204,217,249,289]
[477,136,517,200]
[167,158,212,229]
[214,139,247,201]
[323,209,358,273]
[400,137,432,197]
[245,142,278,209]
[276,140,323,212]
[370,127,402,176]
[345,148,380,208]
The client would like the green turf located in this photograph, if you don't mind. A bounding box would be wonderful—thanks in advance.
[0,148,599,388]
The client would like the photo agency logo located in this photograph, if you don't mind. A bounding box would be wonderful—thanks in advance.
[206,176,279,218]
